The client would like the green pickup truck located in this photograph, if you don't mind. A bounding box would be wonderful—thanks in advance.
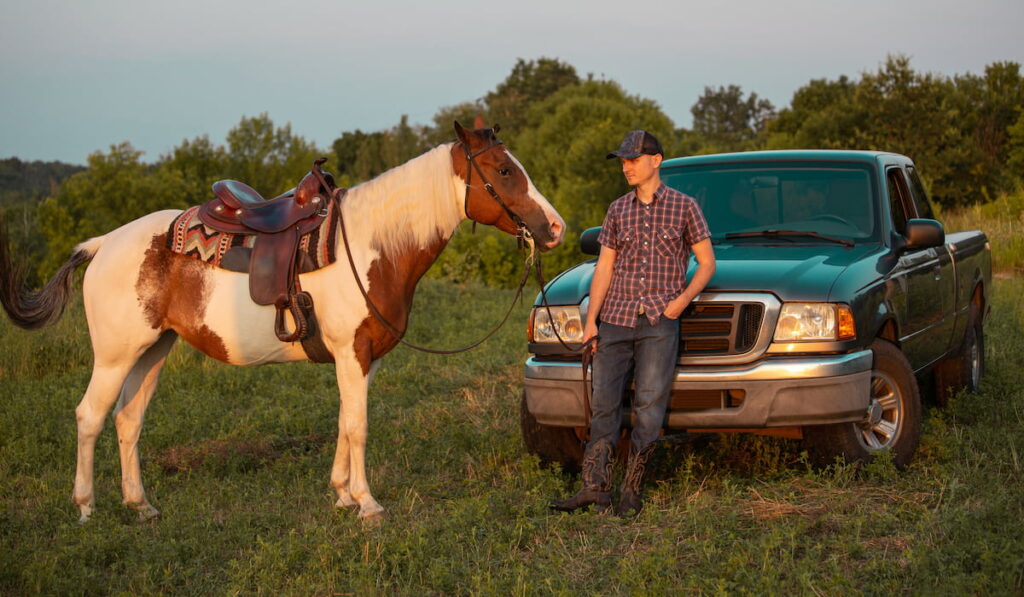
[522,150,991,468]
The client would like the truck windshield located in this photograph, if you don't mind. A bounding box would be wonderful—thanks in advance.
[661,161,879,243]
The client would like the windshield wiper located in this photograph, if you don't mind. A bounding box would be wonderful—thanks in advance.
[724,230,854,247]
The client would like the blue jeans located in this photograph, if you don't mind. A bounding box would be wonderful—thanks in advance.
[589,315,680,451]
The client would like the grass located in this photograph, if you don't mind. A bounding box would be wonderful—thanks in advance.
[940,190,1024,276]
[2,275,1023,595]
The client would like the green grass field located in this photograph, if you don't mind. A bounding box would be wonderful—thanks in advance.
[940,190,1024,276]
[2,274,1023,595]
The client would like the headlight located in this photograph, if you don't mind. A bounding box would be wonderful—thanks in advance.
[530,304,586,344]
[774,303,856,342]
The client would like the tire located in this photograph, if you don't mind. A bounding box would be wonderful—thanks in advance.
[520,390,584,472]
[803,339,922,469]
[933,304,985,406]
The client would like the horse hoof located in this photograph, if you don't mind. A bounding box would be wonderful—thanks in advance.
[135,505,160,522]
[334,496,359,511]
[77,505,94,524]
[358,504,386,523]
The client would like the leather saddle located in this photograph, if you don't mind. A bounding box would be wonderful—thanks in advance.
[197,159,343,361]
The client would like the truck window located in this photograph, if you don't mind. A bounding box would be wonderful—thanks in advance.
[662,161,879,243]
[905,166,936,220]
[886,167,911,235]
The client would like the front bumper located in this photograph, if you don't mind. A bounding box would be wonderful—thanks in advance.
[523,350,873,429]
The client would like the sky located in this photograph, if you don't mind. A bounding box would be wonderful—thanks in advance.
[1,0,1022,165]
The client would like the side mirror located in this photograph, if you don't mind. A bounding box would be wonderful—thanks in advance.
[894,219,945,255]
[904,218,944,250]
[580,226,601,256]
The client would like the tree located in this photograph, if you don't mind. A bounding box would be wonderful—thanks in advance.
[157,135,228,207]
[691,84,775,153]
[224,114,319,195]
[36,143,190,277]
[331,115,431,186]
[766,75,858,149]
[484,57,580,141]
[952,62,1024,198]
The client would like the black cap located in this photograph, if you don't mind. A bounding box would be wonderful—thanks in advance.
[606,130,663,159]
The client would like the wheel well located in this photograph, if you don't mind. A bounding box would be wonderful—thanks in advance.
[971,283,984,314]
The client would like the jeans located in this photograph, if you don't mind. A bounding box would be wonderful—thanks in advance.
[588,314,680,451]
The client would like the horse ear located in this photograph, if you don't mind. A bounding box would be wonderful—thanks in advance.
[492,123,501,135]
[473,114,486,130]
[454,121,471,145]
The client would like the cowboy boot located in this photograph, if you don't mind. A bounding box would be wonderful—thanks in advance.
[616,442,656,517]
[549,438,616,513]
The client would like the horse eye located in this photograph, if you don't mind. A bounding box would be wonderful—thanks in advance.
[499,168,511,176]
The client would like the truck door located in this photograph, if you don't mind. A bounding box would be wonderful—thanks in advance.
[906,165,956,358]
[886,166,954,369]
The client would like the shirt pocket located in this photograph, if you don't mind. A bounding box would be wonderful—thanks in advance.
[615,227,636,260]
[655,226,684,258]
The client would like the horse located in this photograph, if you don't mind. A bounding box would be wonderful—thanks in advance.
[0,121,565,522]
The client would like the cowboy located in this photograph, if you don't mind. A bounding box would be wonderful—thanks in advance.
[551,130,716,516]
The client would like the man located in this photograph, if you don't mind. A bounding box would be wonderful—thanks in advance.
[551,130,716,516]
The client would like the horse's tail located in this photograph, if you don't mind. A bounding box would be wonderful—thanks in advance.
[0,221,100,330]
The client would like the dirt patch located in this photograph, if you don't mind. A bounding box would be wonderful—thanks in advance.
[153,434,330,473]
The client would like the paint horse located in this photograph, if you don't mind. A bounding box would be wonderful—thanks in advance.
[0,122,565,522]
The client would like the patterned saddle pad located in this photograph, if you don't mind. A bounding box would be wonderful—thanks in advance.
[166,202,339,271]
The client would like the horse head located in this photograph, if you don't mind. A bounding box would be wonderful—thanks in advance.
[452,121,565,251]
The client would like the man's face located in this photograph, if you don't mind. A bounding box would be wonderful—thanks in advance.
[619,154,662,187]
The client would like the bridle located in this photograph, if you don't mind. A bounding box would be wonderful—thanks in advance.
[462,138,534,246]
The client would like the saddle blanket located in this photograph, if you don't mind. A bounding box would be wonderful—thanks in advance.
[165,203,339,271]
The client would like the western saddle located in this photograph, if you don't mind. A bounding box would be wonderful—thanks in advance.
[198,158,343,362]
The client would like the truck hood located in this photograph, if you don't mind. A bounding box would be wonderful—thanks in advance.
[536,243,885,305]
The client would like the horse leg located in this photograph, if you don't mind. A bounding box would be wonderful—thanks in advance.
[330,357,384,520]
[73,358,139,522]
[112,330,178,521]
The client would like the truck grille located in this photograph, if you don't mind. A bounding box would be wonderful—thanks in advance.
[679,301,765,356]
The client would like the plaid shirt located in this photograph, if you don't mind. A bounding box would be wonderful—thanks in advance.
[596,183,711,327]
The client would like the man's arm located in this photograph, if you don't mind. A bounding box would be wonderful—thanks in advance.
[582,245,616,351]
[663,238,715,319]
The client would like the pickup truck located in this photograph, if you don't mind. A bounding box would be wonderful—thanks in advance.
[522,150,991,468]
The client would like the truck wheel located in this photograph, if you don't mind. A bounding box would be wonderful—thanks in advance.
[803,339,922,469]
[933,304,984,406]
[520,391,584,472]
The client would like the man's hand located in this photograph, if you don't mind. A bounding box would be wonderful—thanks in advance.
[582,320,599,352]
[663,295,691,320]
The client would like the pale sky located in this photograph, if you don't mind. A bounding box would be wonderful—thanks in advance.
[2,0,1022,164]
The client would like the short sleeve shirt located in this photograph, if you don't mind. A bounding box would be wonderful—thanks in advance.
[596,183,711,327]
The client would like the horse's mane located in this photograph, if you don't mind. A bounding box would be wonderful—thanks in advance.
[342,143,464,259]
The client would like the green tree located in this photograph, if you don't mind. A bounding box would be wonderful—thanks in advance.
[691,84,775,153]
[157,134,228,206]
[36,143,190,277]
[332,115,430,186]
[224,114,319,195]
[484,57,580,142]
[766,75,858,149]
[423,101,486,146]
[952,61,1024,198]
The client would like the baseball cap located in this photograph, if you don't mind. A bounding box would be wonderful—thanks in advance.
[606,130,663,159]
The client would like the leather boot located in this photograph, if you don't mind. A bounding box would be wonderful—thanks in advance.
[549,438,616,513]
[616,442,656,517]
